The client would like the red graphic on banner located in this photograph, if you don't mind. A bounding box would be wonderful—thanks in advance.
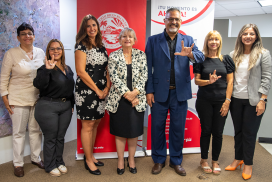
[98,13,129,49]
[151,0,213,25]
[146,110,201,151]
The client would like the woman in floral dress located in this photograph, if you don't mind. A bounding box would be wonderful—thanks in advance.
[75,14,110,175]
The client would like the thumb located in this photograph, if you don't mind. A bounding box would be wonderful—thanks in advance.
[256,105,258,112]
[190,43,194,49]
[52,55,54,62]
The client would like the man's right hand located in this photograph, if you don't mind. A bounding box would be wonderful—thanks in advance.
[146,93,155,107]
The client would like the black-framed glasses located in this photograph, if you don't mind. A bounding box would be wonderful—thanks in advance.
[20,32,34,36]
[49,47,62,51]
[166,18,181,22]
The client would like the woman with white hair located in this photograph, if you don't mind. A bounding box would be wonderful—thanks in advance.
[106,27,148,175]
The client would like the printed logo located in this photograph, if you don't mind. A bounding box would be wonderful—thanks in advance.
[97,13,129,49]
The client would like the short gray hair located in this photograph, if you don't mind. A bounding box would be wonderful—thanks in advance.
[166,8,180,14]
[118,27,137,42]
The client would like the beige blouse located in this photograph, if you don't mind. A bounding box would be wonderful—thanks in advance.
[0,46,45,106]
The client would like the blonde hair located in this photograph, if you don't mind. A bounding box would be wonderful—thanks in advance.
[118,27,137,42]
[46,39,67,71]
[76,14,103,49]
[203,30,223,61]
[233,23,265,70]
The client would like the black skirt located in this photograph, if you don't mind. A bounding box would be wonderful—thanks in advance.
[110,64,144,138]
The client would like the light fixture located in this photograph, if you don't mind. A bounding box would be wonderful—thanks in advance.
[258,1,272,7]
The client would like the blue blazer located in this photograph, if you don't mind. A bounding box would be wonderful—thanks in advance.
[145,32,204,102]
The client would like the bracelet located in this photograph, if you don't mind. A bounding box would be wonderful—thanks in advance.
[226,98,231,102]
[134,88,140,95]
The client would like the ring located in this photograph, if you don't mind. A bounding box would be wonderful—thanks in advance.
[49,63,53,66]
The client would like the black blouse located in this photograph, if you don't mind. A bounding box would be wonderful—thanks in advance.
[193,55,235,101]
[33,65,75,106]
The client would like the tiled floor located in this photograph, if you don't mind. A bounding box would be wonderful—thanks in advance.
[259,143,272,155]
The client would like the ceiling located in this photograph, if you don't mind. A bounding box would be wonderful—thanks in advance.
[214,0,272,17]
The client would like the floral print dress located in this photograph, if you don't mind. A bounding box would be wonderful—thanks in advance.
[75,42,108,120]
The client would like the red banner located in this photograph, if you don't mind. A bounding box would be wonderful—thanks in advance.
[76,0,146,158]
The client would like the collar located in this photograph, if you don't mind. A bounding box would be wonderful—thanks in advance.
[164,29,177,41]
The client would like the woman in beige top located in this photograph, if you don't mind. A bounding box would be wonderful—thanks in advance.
[0,22,45,177]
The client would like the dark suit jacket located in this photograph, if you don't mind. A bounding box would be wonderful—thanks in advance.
[145,32,204,102]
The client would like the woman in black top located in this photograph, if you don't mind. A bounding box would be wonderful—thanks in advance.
[194,31,235,175]
[33,39,75,177]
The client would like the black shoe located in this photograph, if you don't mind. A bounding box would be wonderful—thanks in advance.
[117,168,125,175]
[84,155,101,175]
[127,158,137,174]
[94,161,104,166]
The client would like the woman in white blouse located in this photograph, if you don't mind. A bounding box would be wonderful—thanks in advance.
[225,24,272,180]
[0,22,45,177]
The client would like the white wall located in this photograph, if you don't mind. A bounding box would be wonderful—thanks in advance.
[216,13,272,37]
[0,0,77,165]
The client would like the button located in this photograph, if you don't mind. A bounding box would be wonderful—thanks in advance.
[168,70,170,72]
[167,80,169,82]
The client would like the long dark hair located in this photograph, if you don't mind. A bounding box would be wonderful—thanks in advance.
[46,39,67,71]
[76,14,103,49]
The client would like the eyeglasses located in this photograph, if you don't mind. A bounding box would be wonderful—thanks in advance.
[20,32,34,37]
[49,47,62,52]
[166,18,181,22]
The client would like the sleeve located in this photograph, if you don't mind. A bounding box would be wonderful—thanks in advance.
[193,62,202,74]
[145,37,154,94]
[258,50,272,95]
[108,52,130,96]
[67,66,75,107]
[189,36,205,63]
[0,51,13,96]
[134,51,148,94]
[33,65,52,90]
[75,42,87,53]
[223,55,235,73]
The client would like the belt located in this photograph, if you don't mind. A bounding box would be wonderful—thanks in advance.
[169,86,176,90]
[40,96,69,102]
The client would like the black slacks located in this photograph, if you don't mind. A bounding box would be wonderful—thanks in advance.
[230,97,264,165]
[196,98,227,161]
[34,99,72,172]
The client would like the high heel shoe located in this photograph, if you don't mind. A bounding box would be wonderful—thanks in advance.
[242,166,252,180]
[127,158,137,174]
[83,155,101,175]
[117,158,125,175]
[225,160,244,171]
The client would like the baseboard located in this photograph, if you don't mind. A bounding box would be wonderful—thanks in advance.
[259,137,272,144]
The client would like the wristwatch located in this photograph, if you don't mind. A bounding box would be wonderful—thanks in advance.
[260,98,268,103]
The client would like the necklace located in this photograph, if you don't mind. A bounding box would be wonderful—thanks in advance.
[123,53,131,58]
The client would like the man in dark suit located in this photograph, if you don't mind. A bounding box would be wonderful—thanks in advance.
[145,8,204,176]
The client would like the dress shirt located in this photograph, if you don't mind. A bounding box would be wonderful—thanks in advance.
[33,65,75,106]
[164,29,177,86]
[0,46,45,106]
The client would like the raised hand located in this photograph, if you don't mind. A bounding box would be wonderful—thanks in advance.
[174,40,194,57]
[45,55,57,69]
[209,70,221,84]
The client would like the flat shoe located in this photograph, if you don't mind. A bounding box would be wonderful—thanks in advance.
[50,168,61,177]
[200,159,212,174]
[58,165,68,174]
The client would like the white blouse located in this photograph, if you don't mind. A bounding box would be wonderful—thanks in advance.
[232,54,250,99]
[0,46,45,106]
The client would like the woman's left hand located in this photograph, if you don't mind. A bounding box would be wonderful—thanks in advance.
[131,98,139,107]
[256,101,266,116]
[124,90,138,102]
[102,87,110,99]
[220,100,230,117]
